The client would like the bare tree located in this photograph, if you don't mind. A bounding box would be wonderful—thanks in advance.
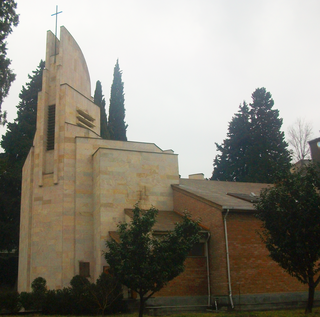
[287,118,313,162]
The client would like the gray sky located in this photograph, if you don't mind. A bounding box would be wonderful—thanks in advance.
[1,0,320,178]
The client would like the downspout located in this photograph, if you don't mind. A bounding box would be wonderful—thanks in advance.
[205,232,211,307]
[224,209,234,309]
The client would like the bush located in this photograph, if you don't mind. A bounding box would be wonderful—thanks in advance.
[42,288,74,315]
[31,276,47,310]
[19,291,34,310]
[70,275,95,315]
[91,273,124,315]
[31,276,47,293]
[69,273,125,315]
[0,290,21,313]
[18,274,125,315]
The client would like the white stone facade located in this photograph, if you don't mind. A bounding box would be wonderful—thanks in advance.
[18,27,179,291]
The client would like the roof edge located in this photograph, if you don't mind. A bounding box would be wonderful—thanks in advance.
[172,184,223,211]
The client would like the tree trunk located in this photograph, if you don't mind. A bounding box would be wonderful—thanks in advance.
[139,295,145,317]
[305,280,315,313]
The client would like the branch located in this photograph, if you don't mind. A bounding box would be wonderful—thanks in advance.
[145,290,156,301]
[315,274,320,288]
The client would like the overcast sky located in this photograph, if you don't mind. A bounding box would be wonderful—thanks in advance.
[1,0,320,178]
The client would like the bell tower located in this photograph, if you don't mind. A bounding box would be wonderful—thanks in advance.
[18,26,179,292]
[18,26,100,291]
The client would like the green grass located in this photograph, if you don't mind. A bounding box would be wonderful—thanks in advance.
[157,308,320,317]
[7,307,320,317]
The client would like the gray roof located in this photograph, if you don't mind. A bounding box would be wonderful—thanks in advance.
[173,179,272,211]
[125,209,185,232]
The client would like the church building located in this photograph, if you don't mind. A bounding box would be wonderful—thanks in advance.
[18,27,317,311]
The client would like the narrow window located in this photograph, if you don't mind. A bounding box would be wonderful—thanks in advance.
[79,262,90,277]
[47,105,55,151]
[189,243,205,256]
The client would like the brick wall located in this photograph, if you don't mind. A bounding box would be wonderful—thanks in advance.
[156,257,207,297]
[227,212,307,294]
[173,188,229,295]
[172,187,309,299]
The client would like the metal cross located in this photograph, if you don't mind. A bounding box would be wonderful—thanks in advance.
[51,5,63,62]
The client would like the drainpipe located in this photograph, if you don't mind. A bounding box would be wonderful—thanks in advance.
[205,232,211,307]
[224,209,234,309]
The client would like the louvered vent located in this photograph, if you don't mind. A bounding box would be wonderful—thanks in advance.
[47,105,55,151]
[76,108,95,130]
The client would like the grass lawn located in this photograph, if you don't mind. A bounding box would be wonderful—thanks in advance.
[114,308,319,316]
[8,307,320,317]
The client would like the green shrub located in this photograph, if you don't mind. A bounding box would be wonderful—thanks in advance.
[19,291,34,310]
[31,276,47,310]
[31,276,47,293]
[70,275,95,315]
[42,288,74,315]
[0,290,21,313]
[69,273,125,315]
[91,273,124,315]
[20,274,125,315]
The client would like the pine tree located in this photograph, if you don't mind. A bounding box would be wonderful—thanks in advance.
[213,102,251,181]
[0,61,44,253]
[94,80,109,139]
[0,0,19,121]
[108,60,127,141]
[212,87,291,183]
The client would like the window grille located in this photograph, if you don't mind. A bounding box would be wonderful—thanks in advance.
[47,105,56,151]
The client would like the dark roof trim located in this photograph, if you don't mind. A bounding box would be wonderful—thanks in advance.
[125,208,210,232]
[227,192,259,203]
[221,208,257,214]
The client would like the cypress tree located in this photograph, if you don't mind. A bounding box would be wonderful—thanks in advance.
[108,60,127,141]
[94,80,109,139]
[0,61,44,253]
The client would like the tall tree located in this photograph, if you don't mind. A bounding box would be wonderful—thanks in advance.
[94,80,109,139]
[212,87,291,183]
[213,102,251,181]
[288,118,313,163]
[108,60,127,141]
[105,205,200,317]
[0,0,19,122]
[0,61,44,253]
[255,163,320,313]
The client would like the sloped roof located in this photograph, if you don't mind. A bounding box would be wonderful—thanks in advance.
[109,209,209,242]
[125,209,192,232]
[173,179,272,211]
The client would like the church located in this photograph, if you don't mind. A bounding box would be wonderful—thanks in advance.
[18,27,318,311]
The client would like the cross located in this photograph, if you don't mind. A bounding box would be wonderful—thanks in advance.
[51,5,63,62]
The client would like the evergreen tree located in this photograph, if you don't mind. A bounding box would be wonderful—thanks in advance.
[0,61,44,253]
[94,80,109,139]
[212,87,291,183]
[108,60,127,141]
[0,0,19,121]
[256,163,320,313]
[105,205,200,317]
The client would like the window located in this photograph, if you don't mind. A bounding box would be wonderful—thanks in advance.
[189,243,205,256]
[47,105,55,151]
[79,262,90,277]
